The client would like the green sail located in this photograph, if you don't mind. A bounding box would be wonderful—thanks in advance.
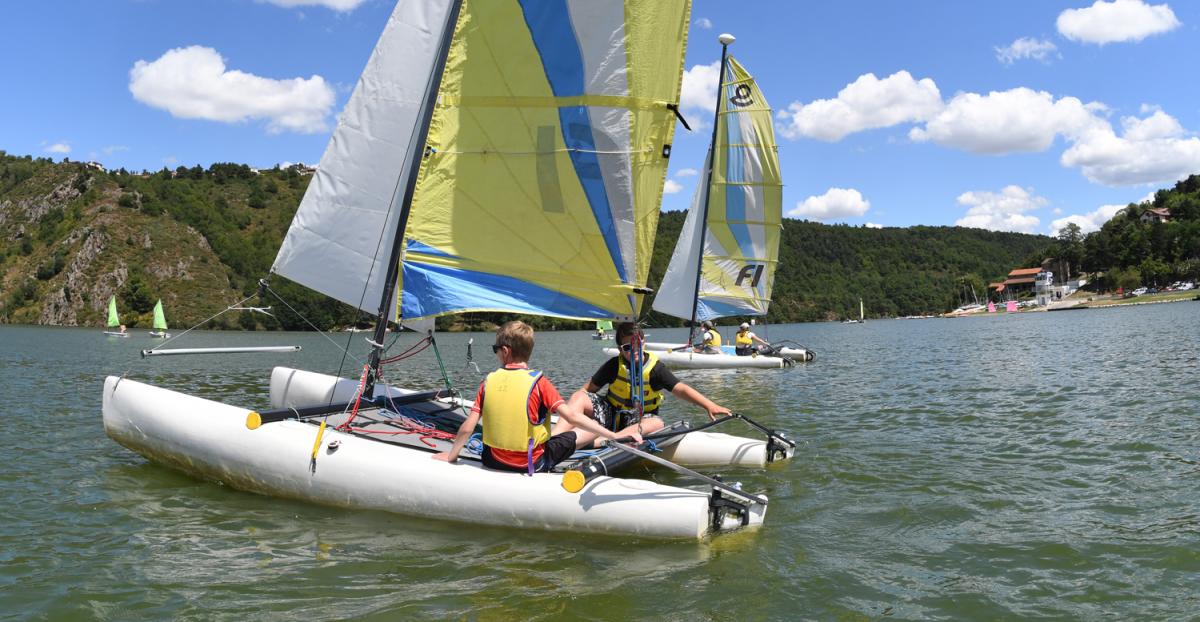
[107,296,120,328]
[152,299,168,331]
[596,320,613,331]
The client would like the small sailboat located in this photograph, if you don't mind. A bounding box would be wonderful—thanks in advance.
[102,296,129,337]
[592,319,613,340]
[149,299,170,338]
[616,40,809,369]
[102,4,791,539]
[842,298,864,323]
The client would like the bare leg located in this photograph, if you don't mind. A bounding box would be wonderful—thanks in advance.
[554,390,594,435]
[592,416,664,448]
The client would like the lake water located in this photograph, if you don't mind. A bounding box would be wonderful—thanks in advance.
[1,303,1198,620]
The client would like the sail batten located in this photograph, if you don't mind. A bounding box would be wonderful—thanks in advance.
[652,55,781,321]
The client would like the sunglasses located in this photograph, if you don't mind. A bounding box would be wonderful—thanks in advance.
[619,343,633,352]
[491,344,504,353]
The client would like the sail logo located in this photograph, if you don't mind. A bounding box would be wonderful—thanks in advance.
[729,84,753,108]
[736,264,764,287]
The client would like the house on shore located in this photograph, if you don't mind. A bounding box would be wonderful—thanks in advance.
[1140,207,1171,224]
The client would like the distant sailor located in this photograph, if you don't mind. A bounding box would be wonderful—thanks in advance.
[562,322,731,448]
[434,321,636,472]
[734,322,771,356]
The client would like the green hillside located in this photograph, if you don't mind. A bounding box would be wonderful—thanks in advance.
[1,151,1057,329]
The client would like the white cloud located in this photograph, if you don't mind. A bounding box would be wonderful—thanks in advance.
[1050,203,1126,235]
[1057,0,1181,44]
[675,168,699,177]
[679,61,721,127]
[995,37,1060,64]
[954,185,1046,233]
[163,156,178,166]
[777,71,942,141]
[910,88,1103,154]
[260,0,366,11]
[694,17,713,30]
[1060,109,1200,186]
[663,179,684,194]
[44,142,71,154]
[865,222,884,229]
[102,145,129,155]
[788,188,871,220]
[129,45,335,134]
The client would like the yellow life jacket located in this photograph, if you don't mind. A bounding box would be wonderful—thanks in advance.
[735,330,753,346]
[480,368,550,453]
[704,329,722,347]
[605,352,665,415]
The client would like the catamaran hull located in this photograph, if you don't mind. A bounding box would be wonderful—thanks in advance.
[641,342,812,363]
[102,373,770,539]
[605,347,792,370]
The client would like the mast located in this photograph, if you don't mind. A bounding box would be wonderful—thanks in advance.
[364,0,464,397]
[687,33,735,341]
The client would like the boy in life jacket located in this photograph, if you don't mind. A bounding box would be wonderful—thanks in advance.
[694,320,721,354]
[734,322,772,356]
[560,322,731,449]
[434,321,639,472]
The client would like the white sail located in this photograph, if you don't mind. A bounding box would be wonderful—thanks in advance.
[271,0,456,319]
[652,153,710,320]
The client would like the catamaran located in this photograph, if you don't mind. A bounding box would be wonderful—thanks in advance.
[103,296,128,337]
[149,299,170,338]
[607,40,810,369]
[102,2,794,539]
[592,319,613,340]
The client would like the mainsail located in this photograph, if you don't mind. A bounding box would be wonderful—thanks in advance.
[152,300,168,331]
[652,56,782,321]
[107,296,120,328]
[273,0,692,322]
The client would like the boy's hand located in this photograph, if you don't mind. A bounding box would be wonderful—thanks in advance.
[625,431,644,444]
[432,451,457,463]
[706,404,732,421]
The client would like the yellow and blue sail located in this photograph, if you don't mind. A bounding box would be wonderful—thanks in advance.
[653,55,781,321]
[398,0,692,322]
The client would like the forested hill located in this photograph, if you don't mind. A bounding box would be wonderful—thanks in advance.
[643,211,1050,323]
[1,151,1050,329]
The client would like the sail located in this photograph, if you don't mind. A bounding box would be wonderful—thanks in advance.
[107,296,120,328]
[273,0,690,323]
[652,56,782,321]
[152,300,168,330]
[397,0,691,321]
[596,320,613,331]
[271,0,459,319]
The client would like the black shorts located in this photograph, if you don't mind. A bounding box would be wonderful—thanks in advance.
[481,431,577,473]
[735,345,755,356]
[586,392,657,431]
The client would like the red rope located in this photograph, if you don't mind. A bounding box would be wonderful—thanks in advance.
[343,424,453,448]
[336,364,372,431]
[380,337,433,365]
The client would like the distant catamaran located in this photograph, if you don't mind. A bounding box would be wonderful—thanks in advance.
[150,299,170,338]
[103,296,128,337]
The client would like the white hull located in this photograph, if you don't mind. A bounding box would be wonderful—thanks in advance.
[149,331,170,338]
[102,368,780,539]
[629,342,813,368]
[607,347,788,369]
[103,331,129,338]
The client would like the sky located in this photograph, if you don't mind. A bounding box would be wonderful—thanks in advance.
[2,0,1199,236]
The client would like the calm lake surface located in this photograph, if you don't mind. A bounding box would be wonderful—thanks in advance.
[1,303,1198,620]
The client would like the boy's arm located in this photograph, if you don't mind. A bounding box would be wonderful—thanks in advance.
[433,409,482,463]
[555,403,642,444]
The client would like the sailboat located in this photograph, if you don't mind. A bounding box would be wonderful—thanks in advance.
[592,319,613,340]
[149,299,170,338]
[102,296,129,337]
[614,39,809,369]
[842,298,864,323]
[101,2,792,540]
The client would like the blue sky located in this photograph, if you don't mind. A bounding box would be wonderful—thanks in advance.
[2,0,1198,236]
